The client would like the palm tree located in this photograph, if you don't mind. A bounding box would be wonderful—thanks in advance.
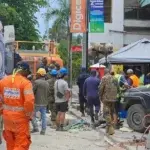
[45,0,70,35]
[45,0,72,86]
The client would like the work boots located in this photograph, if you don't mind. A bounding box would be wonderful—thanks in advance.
[31,128,39,133]
[51,121,57,129]
[106,125,115,135]
[40,129,46,135]
[56,124,65,131]
[95,112,99,121]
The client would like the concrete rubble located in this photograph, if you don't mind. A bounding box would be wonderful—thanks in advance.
[70,106,147,150]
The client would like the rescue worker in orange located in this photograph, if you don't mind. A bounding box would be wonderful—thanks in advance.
[0,61,34,150]
[127,69,139,88]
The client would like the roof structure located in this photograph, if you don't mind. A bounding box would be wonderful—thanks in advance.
[99,38,150,64]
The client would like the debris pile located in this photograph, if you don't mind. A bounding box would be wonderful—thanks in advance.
[64,120,91,133]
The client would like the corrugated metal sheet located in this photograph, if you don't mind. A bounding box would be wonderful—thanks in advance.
[139,0,150,7]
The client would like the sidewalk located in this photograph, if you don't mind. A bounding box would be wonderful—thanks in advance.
[69,106,146,150]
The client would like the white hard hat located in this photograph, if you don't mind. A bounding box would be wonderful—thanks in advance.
[127,69,133,74]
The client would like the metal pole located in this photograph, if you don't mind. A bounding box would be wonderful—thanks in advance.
[68,0,72,88]
[82,0,89,71]
[82,35,86,68]
[86,0,89,72]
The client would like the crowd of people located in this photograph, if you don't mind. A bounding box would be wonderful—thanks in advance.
[0,58,71,149]
[77,67,147,135]
[0,54,149,149]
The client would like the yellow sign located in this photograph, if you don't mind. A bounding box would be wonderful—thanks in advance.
[112,65,123,74]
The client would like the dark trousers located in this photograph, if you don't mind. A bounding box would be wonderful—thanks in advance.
[79,94,87,114]
[87,96,100,122]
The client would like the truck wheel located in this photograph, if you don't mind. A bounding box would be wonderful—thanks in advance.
[127,104,146,133]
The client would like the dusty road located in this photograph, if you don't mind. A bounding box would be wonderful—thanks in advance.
[0,113,111,150]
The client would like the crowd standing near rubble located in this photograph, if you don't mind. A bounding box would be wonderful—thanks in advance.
[0,55,150,149]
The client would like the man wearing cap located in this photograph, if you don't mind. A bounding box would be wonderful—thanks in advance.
[31,68,49,135]
[83,70,100,124]
[0,61,34,149]
[47,69,58,128]
[127,69,139,87]
[54,68,71,131]
[77,67,89,117]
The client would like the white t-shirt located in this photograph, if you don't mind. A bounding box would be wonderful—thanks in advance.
[54,79,69,103]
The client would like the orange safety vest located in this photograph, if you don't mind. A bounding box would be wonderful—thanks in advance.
[130,75,139,87]
[0,74,35,131]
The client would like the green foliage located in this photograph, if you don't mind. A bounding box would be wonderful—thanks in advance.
[45,0,70,34]
[72,53,82,81]
[58,39,68,66]
[48,24,67,42]
[46,0,82,81]
[58,39,82,81]
[0,4,19,25]
[0,0,47,41]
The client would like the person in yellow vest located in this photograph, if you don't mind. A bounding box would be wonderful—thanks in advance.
[139,74,145,86]
[114,72,129,129]
[127,69,139,88]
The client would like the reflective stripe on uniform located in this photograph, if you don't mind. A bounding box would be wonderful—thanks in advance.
[24,89,33,95]
[4,88,20,99]
[3,104,24,112]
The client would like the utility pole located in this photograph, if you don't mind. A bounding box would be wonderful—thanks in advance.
[82,0,89,71]
[68,0,72,88]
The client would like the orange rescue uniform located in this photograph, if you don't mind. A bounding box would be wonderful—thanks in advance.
[130,74,139,88]
[0,74,34,150]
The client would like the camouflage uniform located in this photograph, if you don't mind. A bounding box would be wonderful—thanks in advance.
[46,64,56,80]
[99,73,118,135]
[47,77,57,122]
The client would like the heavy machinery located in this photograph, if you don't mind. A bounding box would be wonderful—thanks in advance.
[15,40,63,76]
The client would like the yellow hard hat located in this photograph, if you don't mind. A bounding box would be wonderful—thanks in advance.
[37,68,46,76]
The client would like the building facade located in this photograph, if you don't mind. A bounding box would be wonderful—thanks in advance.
[89,0,150,50]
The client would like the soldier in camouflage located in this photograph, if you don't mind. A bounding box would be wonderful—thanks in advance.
[99,68,118,135]
[47,69,58,128]
[46,64,56,80]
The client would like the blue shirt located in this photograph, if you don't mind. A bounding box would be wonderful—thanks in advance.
[83,76,100,98]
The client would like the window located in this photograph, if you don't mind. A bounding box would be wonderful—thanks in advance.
[124,7,150,20]
[104,0,112,23]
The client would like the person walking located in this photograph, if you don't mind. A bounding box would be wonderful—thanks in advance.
[99,68,118,135]
[31,68,49,135]
[83,70,100,123]
[54,68,71,131]
[47,69,58,128]
[77,67,89,117]
[0,61,34,150]
[114,71,129,129]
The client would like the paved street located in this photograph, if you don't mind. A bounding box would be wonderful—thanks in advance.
[0,113,111,150]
